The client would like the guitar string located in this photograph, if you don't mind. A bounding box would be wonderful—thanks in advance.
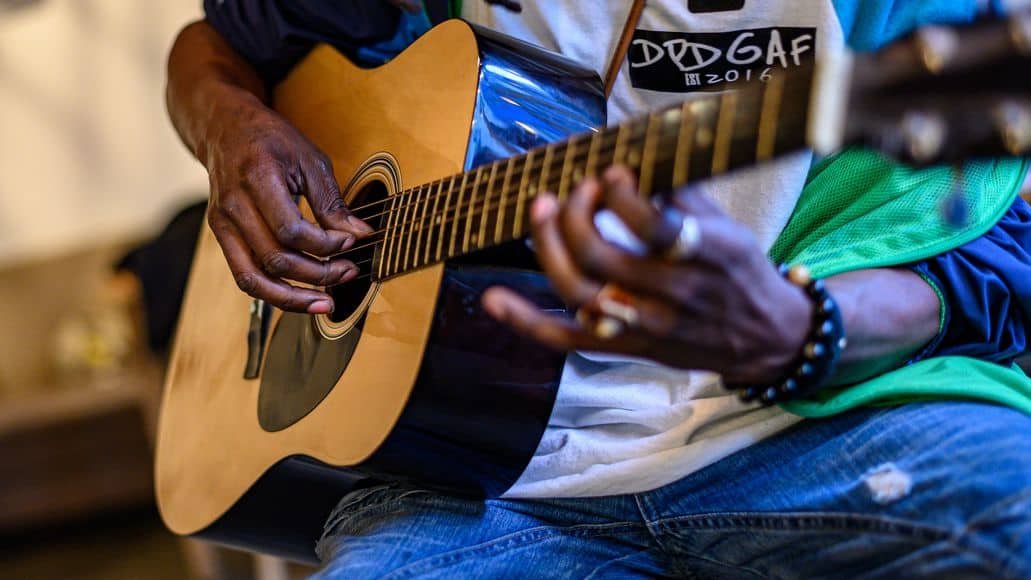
[300,65,805,220]
[331,128,644,257]
[340,124,631,223]
[334,128,663,263]
[335,101,782,261]
[332,90,782,243]
[332,122,750,282]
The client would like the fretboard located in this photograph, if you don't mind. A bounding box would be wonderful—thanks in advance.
[375,63,815,281]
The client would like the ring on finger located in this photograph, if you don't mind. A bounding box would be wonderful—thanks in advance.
[663,215,702,262]
[576,284,640,339]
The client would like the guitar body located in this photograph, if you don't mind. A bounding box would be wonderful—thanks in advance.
[156,20,605,562]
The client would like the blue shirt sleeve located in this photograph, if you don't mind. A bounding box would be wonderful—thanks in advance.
[911,197,1031,366]
[830,0,1006,51]
[203,0,405,83]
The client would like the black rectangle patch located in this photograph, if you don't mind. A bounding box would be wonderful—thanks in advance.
[628,27,817,93]
[688,0,746,13]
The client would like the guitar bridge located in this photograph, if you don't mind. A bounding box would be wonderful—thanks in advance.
[244,299,271,380]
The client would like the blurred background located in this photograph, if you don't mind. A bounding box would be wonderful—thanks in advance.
[1,2,1029,579]
[0,0,309,578]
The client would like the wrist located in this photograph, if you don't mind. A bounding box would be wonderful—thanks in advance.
[735,280,812,386]
[194,80,270,166]
[736,266,848,405]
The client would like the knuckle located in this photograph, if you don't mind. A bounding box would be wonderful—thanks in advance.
[239,156,278,188]
[261,251,292,277]
[318,267,339,287]
[322,195,349,216]
[234,271,261,295]
[218,196,243,220]
[280,295,308,313]
[274,221,304,246]
[313,153,333,175]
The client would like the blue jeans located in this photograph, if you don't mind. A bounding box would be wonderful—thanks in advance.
[314,403,1031,579]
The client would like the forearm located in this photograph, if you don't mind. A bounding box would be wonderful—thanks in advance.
[166,20,269,164]
[825,268,941,386]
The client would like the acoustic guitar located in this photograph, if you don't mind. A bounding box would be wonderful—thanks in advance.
[156,17,1031,561]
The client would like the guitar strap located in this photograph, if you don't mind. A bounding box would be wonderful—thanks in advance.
[604,0,648,98]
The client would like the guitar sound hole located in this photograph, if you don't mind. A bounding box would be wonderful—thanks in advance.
[327,181,389,324]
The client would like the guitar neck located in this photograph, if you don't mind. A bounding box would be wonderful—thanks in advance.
[375,61,824,281]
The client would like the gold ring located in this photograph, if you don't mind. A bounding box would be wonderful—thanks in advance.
[577,285,640,339]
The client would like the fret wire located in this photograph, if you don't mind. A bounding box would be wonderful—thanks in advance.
[417,182,435,267]
[495,157,515,244]
[379,112,801,278]
[478,161,500,249]
[402,185,425,271]
[585,130,602,178]
[462,166,485,253]
[412,184,432,268]
[392,189,414,274]
[613,123,629,166]
[437,176,456,261]
[538,143,556,197]
[448,172,470,257]
[392,129,646,250]
[638,112,663,196]
[378,193,399,279]
[388,188,410,276]
[711,91,739,175]
[557,135,580,201]
[513,149,536,238]
[687,97,719,181]
[756,73,786,161]
[672,100,695,188]
[380,121,685,265]
[424,180,444,264]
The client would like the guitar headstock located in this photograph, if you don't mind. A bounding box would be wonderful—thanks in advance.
[814,10,1031,164]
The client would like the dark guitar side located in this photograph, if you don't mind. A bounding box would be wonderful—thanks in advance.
[195,25,606,563]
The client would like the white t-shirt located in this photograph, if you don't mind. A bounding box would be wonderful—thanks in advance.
[460,1,847,498]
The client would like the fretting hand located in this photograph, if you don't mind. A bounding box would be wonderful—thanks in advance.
[482,165,813,387]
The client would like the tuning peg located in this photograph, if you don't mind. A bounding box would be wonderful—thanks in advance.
[995,101,1031,155]
[900,110,948,164]
[913,25,959,74]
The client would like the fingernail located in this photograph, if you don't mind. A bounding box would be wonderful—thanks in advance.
[348,216,374,235]
[531,195,557,224]
[340,265,359,282]
[308,300,333,314]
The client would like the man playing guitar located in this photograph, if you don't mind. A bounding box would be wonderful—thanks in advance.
[167,0,1031,576]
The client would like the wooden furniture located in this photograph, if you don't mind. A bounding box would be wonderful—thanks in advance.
[0,244,161,531]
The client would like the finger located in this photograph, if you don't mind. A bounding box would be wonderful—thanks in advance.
[481,286,647,354]
[301,154,374,236]
[530,193,601,307]
[221,191,359,287]
[560,177,701,304]
[240,168,357,257]
[208,214,334,314]
[601,166,681,251]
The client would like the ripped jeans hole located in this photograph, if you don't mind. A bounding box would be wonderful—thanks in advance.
[863,463,913,505]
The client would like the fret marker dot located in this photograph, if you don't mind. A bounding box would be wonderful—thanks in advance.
[627,150,642,167]
[697,129,714,148]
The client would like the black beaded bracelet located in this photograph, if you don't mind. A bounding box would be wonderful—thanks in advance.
[738,265,847,406]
